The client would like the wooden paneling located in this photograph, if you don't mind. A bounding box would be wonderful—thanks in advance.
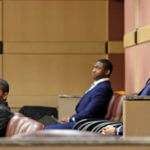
[1,0,109,107]
[139,0,150,27]
[124,0,150,95]
[137,43,150,93]
[4,42,106,54]
[108,0,124,91]
[109,53,125,91]
[125,25,150,46]
[3,54,104,95]
[125,47,137,95]
[138,25,150,44]
[0,1,2,41]
[124,100,150,137]
[108,41,124,53]
[3,54,106,106]
[0,55,2,78]
[3,0,108,42]
[0,2,1,41]
[123,31,136,48]
[108,0,124,41]
[8,96,58,107]
[124,0,136,33]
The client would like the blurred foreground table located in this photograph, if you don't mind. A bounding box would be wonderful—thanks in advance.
[123,96,150,137]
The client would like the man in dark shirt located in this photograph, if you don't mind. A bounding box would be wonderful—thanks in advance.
[0,79,13,137]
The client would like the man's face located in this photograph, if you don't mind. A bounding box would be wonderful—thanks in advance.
[92,61,108,81]
[0,89,7,102]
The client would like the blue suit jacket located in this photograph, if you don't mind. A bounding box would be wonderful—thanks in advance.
[138,78,150,96]
[70,80,113,122]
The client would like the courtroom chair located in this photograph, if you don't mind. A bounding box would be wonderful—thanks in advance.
[104,93,124,121]
[72,93,124,132]
[5,113,44,137]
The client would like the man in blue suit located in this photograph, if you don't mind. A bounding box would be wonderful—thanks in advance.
[102,78,150,136]
[44,59,113,130]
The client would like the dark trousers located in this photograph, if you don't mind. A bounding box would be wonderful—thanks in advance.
[44,122,74,130]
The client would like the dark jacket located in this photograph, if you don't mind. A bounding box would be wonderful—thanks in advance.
[0,101,13,137]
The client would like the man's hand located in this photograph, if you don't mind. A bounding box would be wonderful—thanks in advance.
[101,125,116,135]
[61,116,70,123]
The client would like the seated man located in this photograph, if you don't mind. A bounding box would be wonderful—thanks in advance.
[44,59,113,130]
[0,79,14,137]
[102,78,150,136]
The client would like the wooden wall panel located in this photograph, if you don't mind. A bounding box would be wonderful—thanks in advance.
[4,42,106,54]
[109,0,124,41]
[137,43,150,92]
[108,41,124,53]
[139,0,150,28]
[0,1,2,41]
[2,0,109,107]
[3,0,108,42]
[108,0,124,91]
[0,55,2,78]
[125,0,150,94]
[109,53,124,91]
[0,2,2,79]
[3,54,106,107]
[125,47,137,95]
[123,31,136,48]
[8,96,58,107]
[138,25,150,44]
[124,0,136,33]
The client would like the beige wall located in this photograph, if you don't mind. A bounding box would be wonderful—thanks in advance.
[0,0,125,108]
[1,0,109,107]
[0,1,2,41]
[124,0,150,94]
[4,54,106,107]
[3,0,108,42]
[0,1,2,78]
[0,55,2,78]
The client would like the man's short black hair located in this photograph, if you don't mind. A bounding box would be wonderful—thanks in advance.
[97,59,113,77]
[0,79,9,93]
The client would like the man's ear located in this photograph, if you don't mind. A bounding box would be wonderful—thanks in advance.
[105,70,110,77]
[3,92,8,101]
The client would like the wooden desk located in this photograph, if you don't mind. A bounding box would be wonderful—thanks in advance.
[58,95,81,121]
[123,96,150,137]
[2,135,150,150]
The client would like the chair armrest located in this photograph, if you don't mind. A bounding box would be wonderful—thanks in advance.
[5,113,44,137]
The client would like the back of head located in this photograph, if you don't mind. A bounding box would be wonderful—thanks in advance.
[97,59,113,77]
[0,79,9,94]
